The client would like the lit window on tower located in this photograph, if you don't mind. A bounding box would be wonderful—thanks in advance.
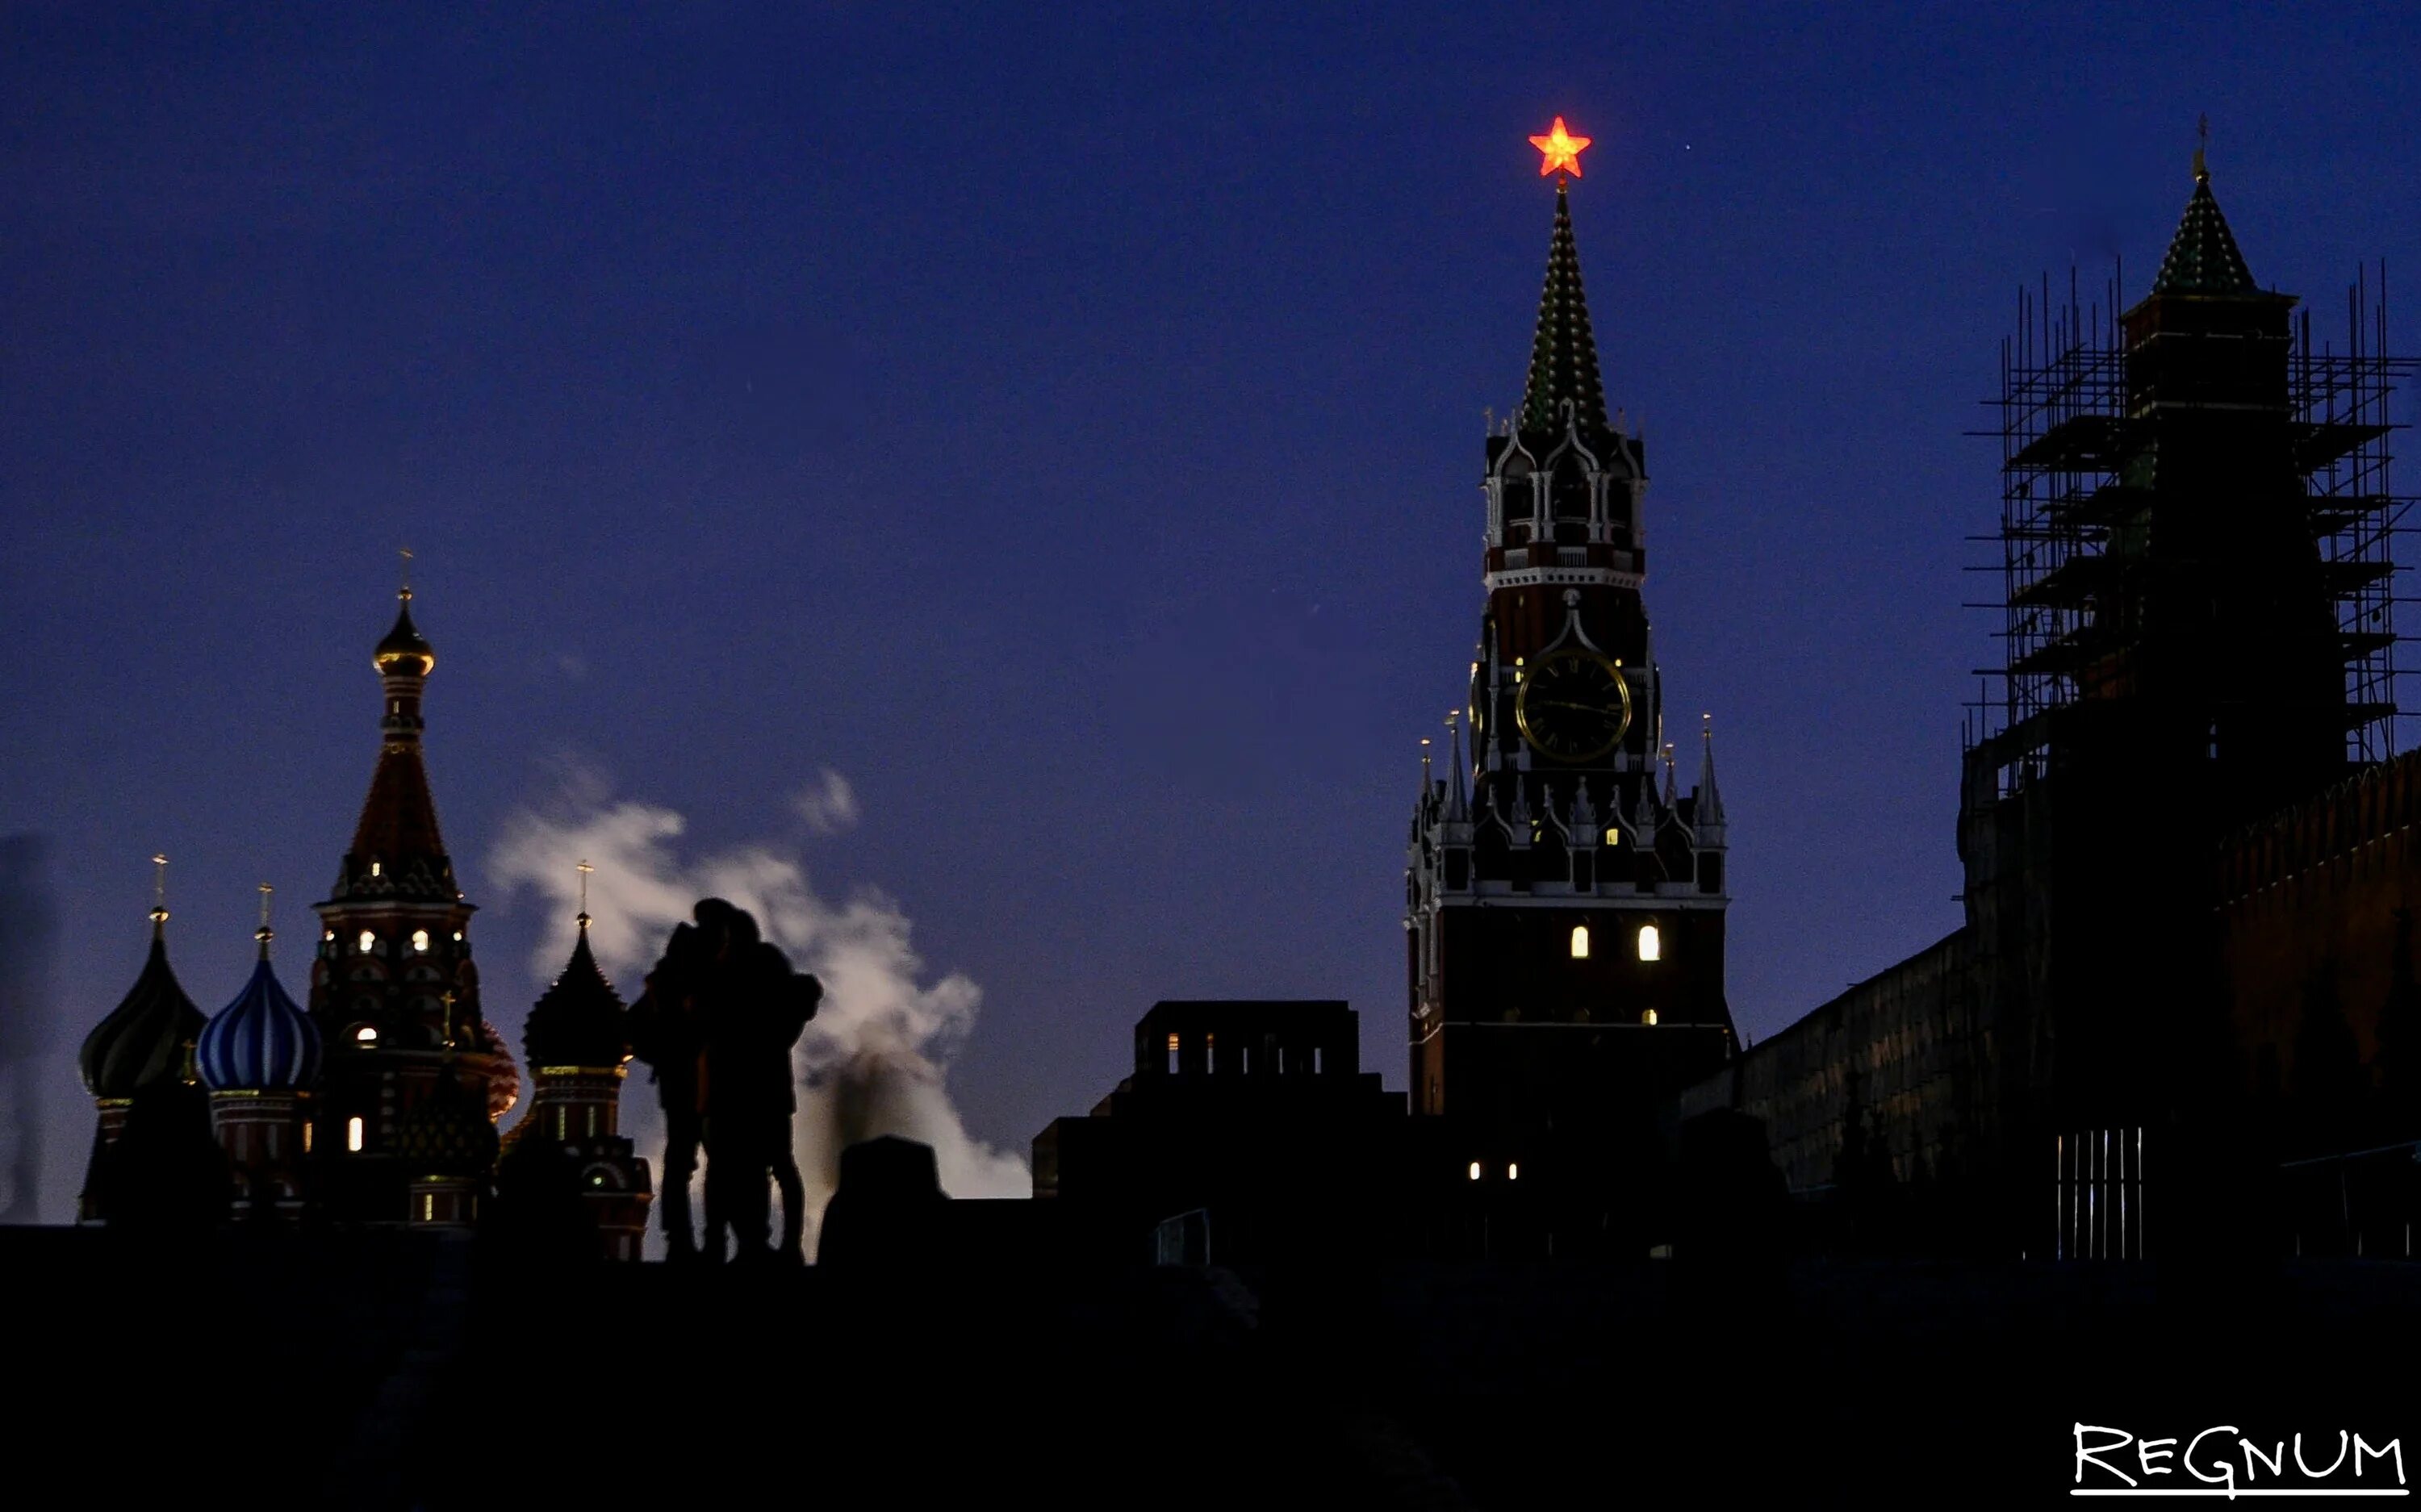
[346,1116,365,1152]
[1637,924,1662,962]
[1508,1163,1520,1181]
[1642,1009,1659,1026]
[370,861,381,877]
[411,929,429,953]
[358,929,375,954]
[354,1025,378,1044]
[1467,1161,1482,1181]
[1569,925,1590,959]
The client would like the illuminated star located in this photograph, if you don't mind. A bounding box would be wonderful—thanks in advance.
[1529,117,1591,178]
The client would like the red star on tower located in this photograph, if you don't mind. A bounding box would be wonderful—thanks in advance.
[1529,117,1591,178]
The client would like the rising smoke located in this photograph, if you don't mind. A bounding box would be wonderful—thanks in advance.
[487,773,1030,1255]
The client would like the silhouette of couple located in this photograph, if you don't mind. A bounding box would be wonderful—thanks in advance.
[629,898,822,1263]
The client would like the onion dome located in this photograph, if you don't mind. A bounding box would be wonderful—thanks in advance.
[374,587,436,677]
[79,909,203,1101]
[524,916,629,1068]
[397,1063,499,1177]
[196,925,322,1093]
[477,1021,521,1121]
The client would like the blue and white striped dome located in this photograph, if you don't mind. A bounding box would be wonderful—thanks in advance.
[197,952,321,1093]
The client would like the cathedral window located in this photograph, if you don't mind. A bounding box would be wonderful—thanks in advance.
[1637,924,1662,962]
[347,1116,365,1152]
[1570,925,1590,959]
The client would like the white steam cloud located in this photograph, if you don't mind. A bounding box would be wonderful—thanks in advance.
[487,772,1029,1256]
[789,768,859,835]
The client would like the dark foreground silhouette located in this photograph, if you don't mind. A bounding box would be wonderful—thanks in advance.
[628,897,822,1263]
[16,1208,2421,1510]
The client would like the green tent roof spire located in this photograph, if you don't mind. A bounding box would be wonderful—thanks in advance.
[2151,152,2259,298]
[1519,182,1610,433]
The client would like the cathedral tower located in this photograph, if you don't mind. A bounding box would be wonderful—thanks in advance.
[308,582,519,1222]
[1406,126,1737,1255]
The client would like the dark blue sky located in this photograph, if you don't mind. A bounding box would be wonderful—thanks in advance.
[7,4,2420,1188]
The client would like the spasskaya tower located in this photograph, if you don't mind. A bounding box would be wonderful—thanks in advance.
[1405,121,1736,1256]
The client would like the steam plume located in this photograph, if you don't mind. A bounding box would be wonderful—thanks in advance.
[487,775,1029,1255]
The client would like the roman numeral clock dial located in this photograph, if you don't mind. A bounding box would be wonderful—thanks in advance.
[1513,648,1633,763]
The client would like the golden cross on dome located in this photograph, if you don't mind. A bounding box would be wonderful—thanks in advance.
[576,858,594,925]
[150,853,169,920]
[1530,117,1591,179]
[399,545,414,600]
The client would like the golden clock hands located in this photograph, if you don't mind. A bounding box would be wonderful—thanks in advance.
[1532,699,1615,714]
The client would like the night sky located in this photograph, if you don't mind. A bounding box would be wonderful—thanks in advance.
[8,5,2421,1212]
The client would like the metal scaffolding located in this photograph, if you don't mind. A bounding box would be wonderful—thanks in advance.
[1965,261,2417,794]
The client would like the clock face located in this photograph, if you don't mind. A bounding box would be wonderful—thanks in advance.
[1515,649,1633,763]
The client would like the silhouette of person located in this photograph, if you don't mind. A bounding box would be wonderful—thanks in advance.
[633,898,821,1262]
[629,913,711,1259]
[696,902,821,1263]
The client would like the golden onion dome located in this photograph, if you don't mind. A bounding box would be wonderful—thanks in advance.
[374,588,436,676]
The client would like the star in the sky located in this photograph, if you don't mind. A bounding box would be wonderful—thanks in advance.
[1529,117,1591,178]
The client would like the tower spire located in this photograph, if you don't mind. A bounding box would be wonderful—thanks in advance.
[341,577,455,903]
[1518,133,1610,435]
[2151,130,2258,298]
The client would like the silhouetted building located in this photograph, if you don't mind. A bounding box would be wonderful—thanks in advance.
[77,896,209,1224]
[1684,152,2417,1259]
[1405,175,1735,1257]
[495,909,653,1259]
[1035,1000,1407,1265]
[307,584,521,1223]
[67,586,648,1246]
[195,913,322,1219]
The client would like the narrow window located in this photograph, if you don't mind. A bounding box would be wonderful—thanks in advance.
[1603,827,1622,847]
[1508,1163,1520,1181]
[1467,1161,1482,1181]
[1166,1032,1180,1074]
[1313,1046,1324,1074]
[346,1115,366,1153]
[1205,1032,1215,1073]
[587,1105,599,1137]
[1641,1008,1659,1026]
[370,860,382,877]
[1570,925,1591,959]
[1637,924,1662,962]
[358,929,375,954]
[556,1108,568,1139]
[303,1121,314,1155]
[422,1193,434,1222]
[411,929,429,953]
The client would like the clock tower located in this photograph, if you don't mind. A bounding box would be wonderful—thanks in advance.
[1406,127,1736,1256]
